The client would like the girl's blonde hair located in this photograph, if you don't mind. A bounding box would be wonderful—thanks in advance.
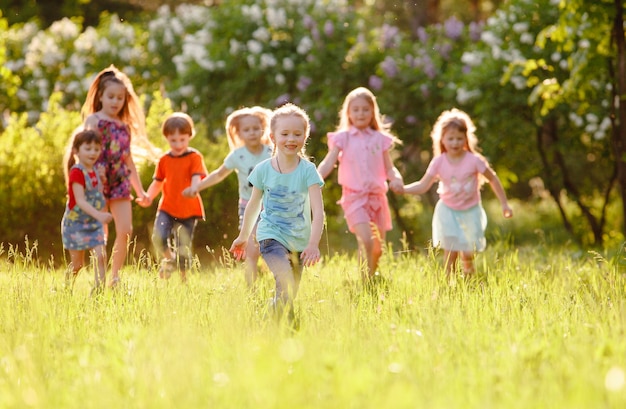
[64,129,102,185]
[162,112,195,138]
[336,86,401,144]
[225,106,272,150]
[80,65,158,161]
[430,108,480,157]
[270,103,311,157]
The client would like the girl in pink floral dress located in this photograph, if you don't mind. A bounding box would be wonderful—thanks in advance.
[82,65,153,288]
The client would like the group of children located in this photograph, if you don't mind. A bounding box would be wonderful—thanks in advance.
[61,65,513,314]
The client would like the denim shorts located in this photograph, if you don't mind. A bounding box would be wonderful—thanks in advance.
[259,238,303,303]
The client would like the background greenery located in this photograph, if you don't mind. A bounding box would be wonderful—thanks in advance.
[0,0,624,265]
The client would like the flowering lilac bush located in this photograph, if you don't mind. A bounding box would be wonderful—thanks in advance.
[0,0,621,248]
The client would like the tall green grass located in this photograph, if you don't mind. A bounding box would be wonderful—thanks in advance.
[0,239,625,408]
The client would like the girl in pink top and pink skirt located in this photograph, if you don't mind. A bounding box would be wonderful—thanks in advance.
[318,87,404,286]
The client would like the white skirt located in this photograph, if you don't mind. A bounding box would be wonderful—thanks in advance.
[432,201,487,252]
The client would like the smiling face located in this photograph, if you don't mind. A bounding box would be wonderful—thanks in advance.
[441,127,469,158]
[347,96,374,130]
[238,115,264,151]
[75,141,102,170]
[165,129,192,157]
[99,82,127,118]
[271,114,307,157]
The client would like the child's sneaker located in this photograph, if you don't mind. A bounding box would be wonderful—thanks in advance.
[159,259,176,279]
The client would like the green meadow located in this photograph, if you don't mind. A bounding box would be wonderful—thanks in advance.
[0,236,625,409]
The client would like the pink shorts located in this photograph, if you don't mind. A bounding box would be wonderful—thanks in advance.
[340,187,392,233]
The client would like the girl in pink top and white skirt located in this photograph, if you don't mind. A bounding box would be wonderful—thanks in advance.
[402,108,513,277]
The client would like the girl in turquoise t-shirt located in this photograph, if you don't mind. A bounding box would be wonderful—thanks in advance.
[230,103,324,323]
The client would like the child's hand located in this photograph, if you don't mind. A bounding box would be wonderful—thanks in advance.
[300,245,320,267]
[502,205,513,218]
[182,186,197,198]
[97,165,106,183]
[135,195,152,208]
[388,179,404,194]
[97,211,113,224]
[229,238,246,261]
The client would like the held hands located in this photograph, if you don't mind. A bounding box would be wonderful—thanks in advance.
[388,178,404,194]
[135,192,152,208]
[181,186,197,198]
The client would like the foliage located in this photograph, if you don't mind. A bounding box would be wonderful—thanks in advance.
[0,0,624,253]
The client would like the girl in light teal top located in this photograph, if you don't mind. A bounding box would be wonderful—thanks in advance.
[230,103,324,323]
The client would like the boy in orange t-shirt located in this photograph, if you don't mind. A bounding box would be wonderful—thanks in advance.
[139,112,207,281]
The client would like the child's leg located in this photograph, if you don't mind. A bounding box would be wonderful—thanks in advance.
[152,211,175,261]
[460,251,475,275]
[67,250,85,283]
[259,239,300,310]
[175,218,197,282]
[108,200,133,285]
[92,245,107,288]
[443,250,459,276]
[244,234,260,286]
[352,222,383,280]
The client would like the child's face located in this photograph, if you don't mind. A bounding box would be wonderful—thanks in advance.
[348,97,373,130]
[99,82,127,118]
[441,127,468,157]
[165,129,192,156]
[75,141,102,169]
[238,115,264,149]
[271,115,307,156]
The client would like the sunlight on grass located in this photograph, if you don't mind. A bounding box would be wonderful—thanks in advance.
[0,240,625,408]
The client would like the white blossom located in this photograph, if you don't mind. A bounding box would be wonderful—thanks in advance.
[510,75,527,90]
[242,4,263,22]
[260,53,277,69]
[74,27,98,52]
[481,31,502,47]
[520,32,534,44]
[247,40,263,55]
[512,22,528,34]
[456,88,482,104]
[275,73,286,84]
[266,7,287,28]
[297,36,313,54]
[230,39,242,55]
[461,51,483,66]
[283,57,295,71]
[49,18,80,40]
[253,27,271,42]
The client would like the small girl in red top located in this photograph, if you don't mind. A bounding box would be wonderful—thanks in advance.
[402,108,513,277]
[139,112,208,282]
[61,129,113,294]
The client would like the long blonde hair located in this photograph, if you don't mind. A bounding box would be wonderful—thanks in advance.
[81,65,158,161]
[336,86,401,144]
[430,108,480,157]
[225,106,272,150]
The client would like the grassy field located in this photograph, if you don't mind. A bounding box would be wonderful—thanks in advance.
[0,239,625,409]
